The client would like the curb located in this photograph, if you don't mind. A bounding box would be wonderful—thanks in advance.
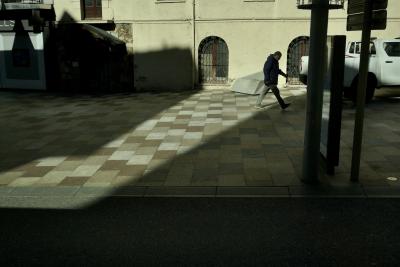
[1,185,399,198]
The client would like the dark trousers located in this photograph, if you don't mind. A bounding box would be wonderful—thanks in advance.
[256,84,286,107]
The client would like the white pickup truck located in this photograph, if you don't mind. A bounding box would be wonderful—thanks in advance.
[299,39,400,102]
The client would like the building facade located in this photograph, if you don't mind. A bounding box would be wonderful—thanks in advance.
[53,0,400,91]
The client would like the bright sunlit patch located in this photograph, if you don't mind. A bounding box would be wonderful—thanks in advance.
[387,177,399,181]
[36,156,68,167]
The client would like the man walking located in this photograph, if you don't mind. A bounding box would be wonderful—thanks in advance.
[255,51,291,109]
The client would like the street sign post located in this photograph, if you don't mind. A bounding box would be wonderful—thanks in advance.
[347,0,387,182]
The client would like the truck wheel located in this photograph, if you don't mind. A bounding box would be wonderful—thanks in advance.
[349,76,376,104]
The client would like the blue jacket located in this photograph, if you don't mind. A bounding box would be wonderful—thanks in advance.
[264,54,286,85]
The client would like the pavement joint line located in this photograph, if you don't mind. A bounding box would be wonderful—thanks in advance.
[2,194,400,199]
[290,195,368,198]
[215,195,292,198]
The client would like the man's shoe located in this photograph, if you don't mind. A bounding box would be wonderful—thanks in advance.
[281,103,291,110]
[254,105,263,109]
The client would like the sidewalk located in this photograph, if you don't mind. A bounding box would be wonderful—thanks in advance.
[0,87,399,207]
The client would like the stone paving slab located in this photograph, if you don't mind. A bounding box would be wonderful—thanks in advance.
[0,187,14,195]
[145,186,216,197]
[289,185,365,198]
[75,187,114,197]
[111,186,147,197]
[216,186,289,197]
[363,186,400,198]
[0,196,99,209]
[7,186,80,197]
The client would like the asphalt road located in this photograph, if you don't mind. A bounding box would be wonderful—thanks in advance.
[1,197,400,266]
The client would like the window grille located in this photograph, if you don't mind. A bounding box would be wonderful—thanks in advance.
[199,36,229,84]
[287,36,310,85]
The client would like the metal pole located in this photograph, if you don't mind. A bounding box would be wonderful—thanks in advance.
[350,0,373,182]
[302,0,329,184]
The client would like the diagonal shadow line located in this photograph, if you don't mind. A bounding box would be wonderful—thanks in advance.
[0,45,197,175]
[0,88,197,173]
[0,89,306,210]
[93,92,307,200]
[83,88,399,205]
[1,11,196,175]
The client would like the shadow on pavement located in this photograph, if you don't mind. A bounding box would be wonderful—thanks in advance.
[1,197,400,266]
[0,46,195,174]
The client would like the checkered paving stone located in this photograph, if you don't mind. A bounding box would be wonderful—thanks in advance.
[0,87,399,189]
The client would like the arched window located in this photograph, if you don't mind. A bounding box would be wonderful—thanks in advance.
[287,36,310,85]
[198,36,229,84]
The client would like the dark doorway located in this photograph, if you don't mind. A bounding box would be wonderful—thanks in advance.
[82,0,102,19]
[198,36,229,84]
[287,36,309,85]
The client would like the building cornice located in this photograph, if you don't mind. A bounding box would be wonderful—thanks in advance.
[111,17,400,24]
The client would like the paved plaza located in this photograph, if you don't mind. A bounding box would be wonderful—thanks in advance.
[0,86,399,202]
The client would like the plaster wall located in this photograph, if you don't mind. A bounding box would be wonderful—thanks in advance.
[52,0,400,90]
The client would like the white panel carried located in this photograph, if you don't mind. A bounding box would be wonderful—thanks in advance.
[230,72,265,95]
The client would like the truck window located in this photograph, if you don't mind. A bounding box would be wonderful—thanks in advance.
[354,42,376,55]
[356,43,361,54]
[383,42,400,57]
[349,42,355,53]
[370,43,376,55]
